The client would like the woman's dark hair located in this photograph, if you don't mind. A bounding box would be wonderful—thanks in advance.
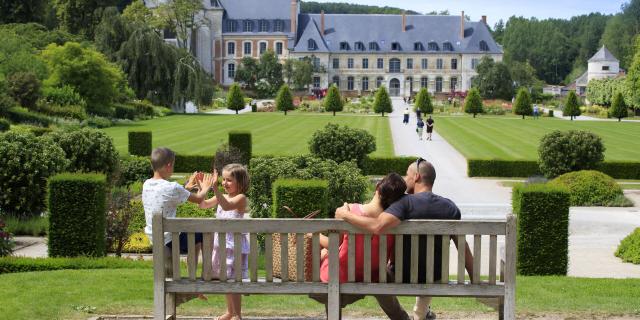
[376,172,407,210]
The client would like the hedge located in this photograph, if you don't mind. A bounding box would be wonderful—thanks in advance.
[48,173,108,257]
[114,103,138,120]
[0,256,152,274]
[0,118,9,132]
[512,183,570,275]
[362,156,414,175]
[468,159,640,179]
[117,156,152,187]
[174,154,214,173]
[228,131,252,166]
[548,170,623,206]
[615,228,640,264]
[598,162,640,180]
[6,107,51,127]
[127,131,152,157]
[272,179,329,219]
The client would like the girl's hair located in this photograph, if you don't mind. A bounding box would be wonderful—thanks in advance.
[222,163,250,194]
[376,172,407,210]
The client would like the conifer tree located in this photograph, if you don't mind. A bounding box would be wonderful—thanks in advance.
[513,87,533,119]
[414,88,433,114]
[275,84,294,115]
[464,88,484,118]
[373,86,392,116]
[226,83,245,114]
[324,84,343,116]
[564,91,581,120]
[610,91,628,122]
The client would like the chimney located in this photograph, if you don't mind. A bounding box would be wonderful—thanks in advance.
[482,15,487,25]
[460,11,465,38]
[291,0,298,35]
[402,12,406,32]
[321,10,325,35]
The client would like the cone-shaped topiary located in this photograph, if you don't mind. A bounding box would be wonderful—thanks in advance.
[415,88,433,114]
[226,83,245,114]
[373,86,392,117]
[610,92,628,122]
[513,87,533,119]
[564,91,581,120]
[275,84,294,115]
[464,88,484,118]
[324,84,343,116]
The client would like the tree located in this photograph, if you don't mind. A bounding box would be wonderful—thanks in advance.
[94,6,130,60]
[564,91,581,120]
[292,58,313,90]
[275,84,294,115]
[414,88,433,114]
[324,84,343,116]
[226,83,245,114]
[601,0,640,69]
[513,88,533,119]
[472,56,514,100]
[122,0,159,28]
[283,58,294,86]
[464,88,483,118]
[154,0,205,52]
[234,56,258,90]
[0,0,46,24]
[626,36,640,110]
[255,50,283,98]
[6,72,41,110]
[373,86,392,116]
[610,92,628,122]
[52,0,118,38]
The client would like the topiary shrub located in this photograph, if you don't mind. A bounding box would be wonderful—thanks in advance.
[513,87,533,119]
[114,103,139,120]
[174,154,214,173]
[275,84,294,115]
[0,131,68,218]
[373,85,392,116]
[228,131,252,166]
[464,88,484,118]
[50,128,119,179]
[615,228,640,264]
[128,131,152,157]
[226,83,245,114]
[117,156,152,187]
[415,87,433,114]
[48,173,108,257]
[548,170,625,206]
[362,156,414,176]
[564,91,581,120]
[308,123,376,168]
[324,84,343,116]
[272,179,329,219]
[468,159,540,177]
[538,130,605,178]
[0,118,9,132]
[6,72,41,110]
[512,183,570,275]
[548,109,554,117]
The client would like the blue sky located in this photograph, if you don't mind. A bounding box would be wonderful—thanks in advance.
[312,0,628,26]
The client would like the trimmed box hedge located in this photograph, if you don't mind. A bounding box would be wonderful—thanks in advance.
[174,154,214,173]
[468,159,540,177]
[0,256,151,274]
[228,131,252,166]
[362,156,415,175]
[48,173,108,257]
[6,107,51,127]
[598,162,640,180]
[127,131,152,157]
[272,179,328,219]
[512,183,570,276]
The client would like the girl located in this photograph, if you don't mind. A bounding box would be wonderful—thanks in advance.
[199,164,250,320]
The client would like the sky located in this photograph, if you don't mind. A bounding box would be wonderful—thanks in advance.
[310,0,628,26]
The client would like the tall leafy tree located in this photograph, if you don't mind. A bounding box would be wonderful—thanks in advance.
[373,86,392,117]
[226,83,245,114]
[472,56,513,100]
[610,92,628,122]
[275,84,294,115]
[414,88,433,114]
[122,0,159,28]
[626,36,640,110]
[513,88,533,119]
[564,91,581,120]
[324,84,343,116]
[464,88,483,118]
[283,58,294,86]
[53,0,118,38]
[0,0,46,24]
[255,50,283,98]
[154,0,205,51]
[601,0,640,68]
[234,57,258,90]
[292,58,313,90]
[94,6,130,60]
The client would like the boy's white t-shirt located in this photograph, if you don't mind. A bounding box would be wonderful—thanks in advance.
[142,178,191,245]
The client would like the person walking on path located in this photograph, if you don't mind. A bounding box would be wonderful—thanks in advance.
[416,118,425,140]
[533,104,540,119]
[416,108,422,121]
[403,108,410,125]
[426,116,434,141]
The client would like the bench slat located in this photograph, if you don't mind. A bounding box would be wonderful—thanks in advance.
[395,234,403,283]
[348,233,355,283]
[379,235,387,283]
[188,233,196,281]
[328,232,340,320]
[296,233,304,282]
[234,233,242,282]
[410,234,418,284]
[166,280,329,295]
[203,233,213,281]
[505,215,517,319]
[265,234,273,282]
[172,233,180,281]
[250,234,257,282]
[457,235,466,284]
[489,235,497,285]
[441,235,449,284]
[340,283,505,297]
[426,234,434,284]
[312,233,320,282]
[364,234,372,283]
[219,232,227,282]
[280,233,288,283]
[473,235,481,284]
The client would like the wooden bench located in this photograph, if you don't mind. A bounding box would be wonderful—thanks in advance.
[152,213,516,320]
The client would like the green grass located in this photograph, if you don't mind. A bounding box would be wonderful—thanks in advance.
[102,113,394,157]
[435,116,640,161]
[1,269,639,319]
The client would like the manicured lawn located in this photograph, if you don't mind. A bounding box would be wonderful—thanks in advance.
[102,113,394,157]
[434,116,640,161]
[1,269,640,319]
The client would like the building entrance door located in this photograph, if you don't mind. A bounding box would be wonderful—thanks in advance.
[389,78,400,96]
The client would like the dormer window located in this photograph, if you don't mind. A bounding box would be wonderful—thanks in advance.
[243,20,253,32]
[391,42,401,51]
[355,42,365,51]
[227,20,237,32]
[259,20,269,32]
[274,20,283,32]
[443,42,454,51]
[427,42,439,51]
[414,42,424,51]
[308,39,318,51]
[369,42,379,51]
[479,40,489,51]
[340,41,350,50]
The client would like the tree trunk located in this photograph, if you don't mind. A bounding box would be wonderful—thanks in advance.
[285,110,287,116]
[618,117,621,122]
[333,111,336,116]
[473,113,476,118]
[236,109,239,114]
[522,114,525,119]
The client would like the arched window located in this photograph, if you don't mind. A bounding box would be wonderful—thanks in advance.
[427,42,439,51]
[376,76,383,88]
[389,58,401,73]
[332,76,340,88]
[442,42,454,51]
[479,41,489,51]
[347,76,354,90]
[308,39,317,51]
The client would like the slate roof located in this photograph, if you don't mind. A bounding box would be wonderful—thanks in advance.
[218,0,292,20]
[588,46,618,63]
[575,71,589,87]
[293,14,502,54]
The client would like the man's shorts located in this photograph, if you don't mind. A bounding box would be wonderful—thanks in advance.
[165,232,203,254]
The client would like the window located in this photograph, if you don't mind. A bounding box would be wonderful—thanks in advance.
[450,77,458,92]
[369,42,379,51]
[362,58,369,69]
[602,66,610,71]
[377,58,384,69]
[332,76,340,87]
[347,76,354,90]
[391,42,401,51]
[451,58,458,70]
[376,76,383,88]
[362,77,369,91]
[340,42,350,50]
[347,58,354,69]
[308,39,317,51]
[406,58,413,70]
[228,63,235,79]
[243,20,253,32]
[443,42,454,51]
[436,58,443,70]
[435,76,443,93]
[274,20,283,32]
[259,20,269,32]
[332,58,339,69]
[312,57,320,69]
[276,42,283,55]
[479,41,489,52]
[421,77,428,88]
[389,58,401,72]
[421,58,428,69]
[244,42,252,55]
[259,42,267,55]
[414,42,424,51]
[472,58,479,70]
[313,76,320,88]
[355,42,365,51]
[227,20,237,32]
[227,42,235,55]
[427,42,439,51]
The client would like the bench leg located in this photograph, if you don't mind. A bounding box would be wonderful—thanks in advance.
[498,297,504,320]
[165,293,176,319]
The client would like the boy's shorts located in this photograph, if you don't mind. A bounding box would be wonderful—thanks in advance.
[165,232,204,254]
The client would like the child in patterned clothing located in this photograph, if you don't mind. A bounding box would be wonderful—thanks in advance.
[199,164,250,320]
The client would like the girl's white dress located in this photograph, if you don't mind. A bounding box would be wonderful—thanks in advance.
[211,205,249,279]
